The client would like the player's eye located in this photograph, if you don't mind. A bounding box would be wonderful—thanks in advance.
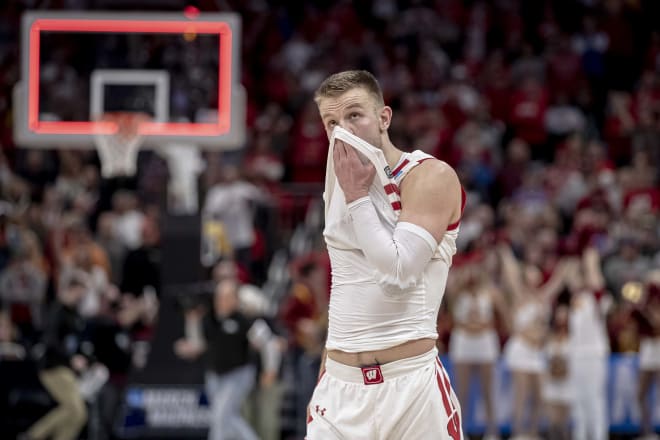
[349,112,360,119]
[327,120,337,128]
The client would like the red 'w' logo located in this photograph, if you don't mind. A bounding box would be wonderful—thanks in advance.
[361,366,384,385]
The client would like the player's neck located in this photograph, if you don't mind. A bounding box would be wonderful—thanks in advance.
[381,140,404,170]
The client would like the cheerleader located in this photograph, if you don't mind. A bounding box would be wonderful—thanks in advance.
[448,263,507,439]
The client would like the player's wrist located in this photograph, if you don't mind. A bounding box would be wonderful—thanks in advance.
[345,194,370,207]
[344,188,369,204]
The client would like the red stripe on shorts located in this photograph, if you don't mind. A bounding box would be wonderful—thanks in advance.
[436,358,462,440]
[435,361,452,417]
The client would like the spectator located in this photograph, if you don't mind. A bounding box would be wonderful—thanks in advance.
[603,236,652,298]
[55,217,111,283]
[19,270,90,440]
[286,101,329,183]
[635,273,660,440]
[174,279,282,440]
[52,151,88,209]
[507,75,549,161]
[212,258,269,317]
[86,284,144,437]
[565,248,611,440]
[0,230,48,336]
[244,132,285,187]
[498,242,567,440]
[203,165,271,278]
[95,211,126,285]
[279,254,328,439]
[494,138,531,201]
[120,215,161,298]
[447,262,507,440]
[0,309,26,361]
[542,303,572,440]
[110,190,145,252]
[56,219,110,319]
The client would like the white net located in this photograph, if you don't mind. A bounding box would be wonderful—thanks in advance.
[93,112,149,178]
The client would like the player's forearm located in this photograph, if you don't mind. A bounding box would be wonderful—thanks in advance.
[347,196,437,288]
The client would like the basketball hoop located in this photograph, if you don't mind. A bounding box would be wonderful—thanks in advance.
[93,112,150,178]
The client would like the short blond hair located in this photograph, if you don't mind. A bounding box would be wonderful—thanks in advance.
[314,70,384,107]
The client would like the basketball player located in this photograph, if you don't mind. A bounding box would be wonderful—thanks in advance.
[306,70,465,439]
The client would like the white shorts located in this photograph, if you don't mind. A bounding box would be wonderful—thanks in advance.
[639,337,660,371]
[449,329,499,364]
[504,336,545,374]
[306,348,463,440]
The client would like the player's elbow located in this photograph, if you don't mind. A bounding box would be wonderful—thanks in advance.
[374,257,425,290]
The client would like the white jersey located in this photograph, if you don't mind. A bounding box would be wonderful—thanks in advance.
[324,149,463,352]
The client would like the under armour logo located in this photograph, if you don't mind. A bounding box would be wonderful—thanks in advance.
[361,365,384,385]
[315,405,326,416]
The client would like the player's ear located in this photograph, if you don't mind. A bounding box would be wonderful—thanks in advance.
[379,106,392,131]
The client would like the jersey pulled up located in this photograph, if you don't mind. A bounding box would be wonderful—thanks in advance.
[324,150,460,352]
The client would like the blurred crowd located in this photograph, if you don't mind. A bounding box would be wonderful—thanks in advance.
[0,0,659,439]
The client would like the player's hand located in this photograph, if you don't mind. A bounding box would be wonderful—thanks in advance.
[333,140,376,203]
